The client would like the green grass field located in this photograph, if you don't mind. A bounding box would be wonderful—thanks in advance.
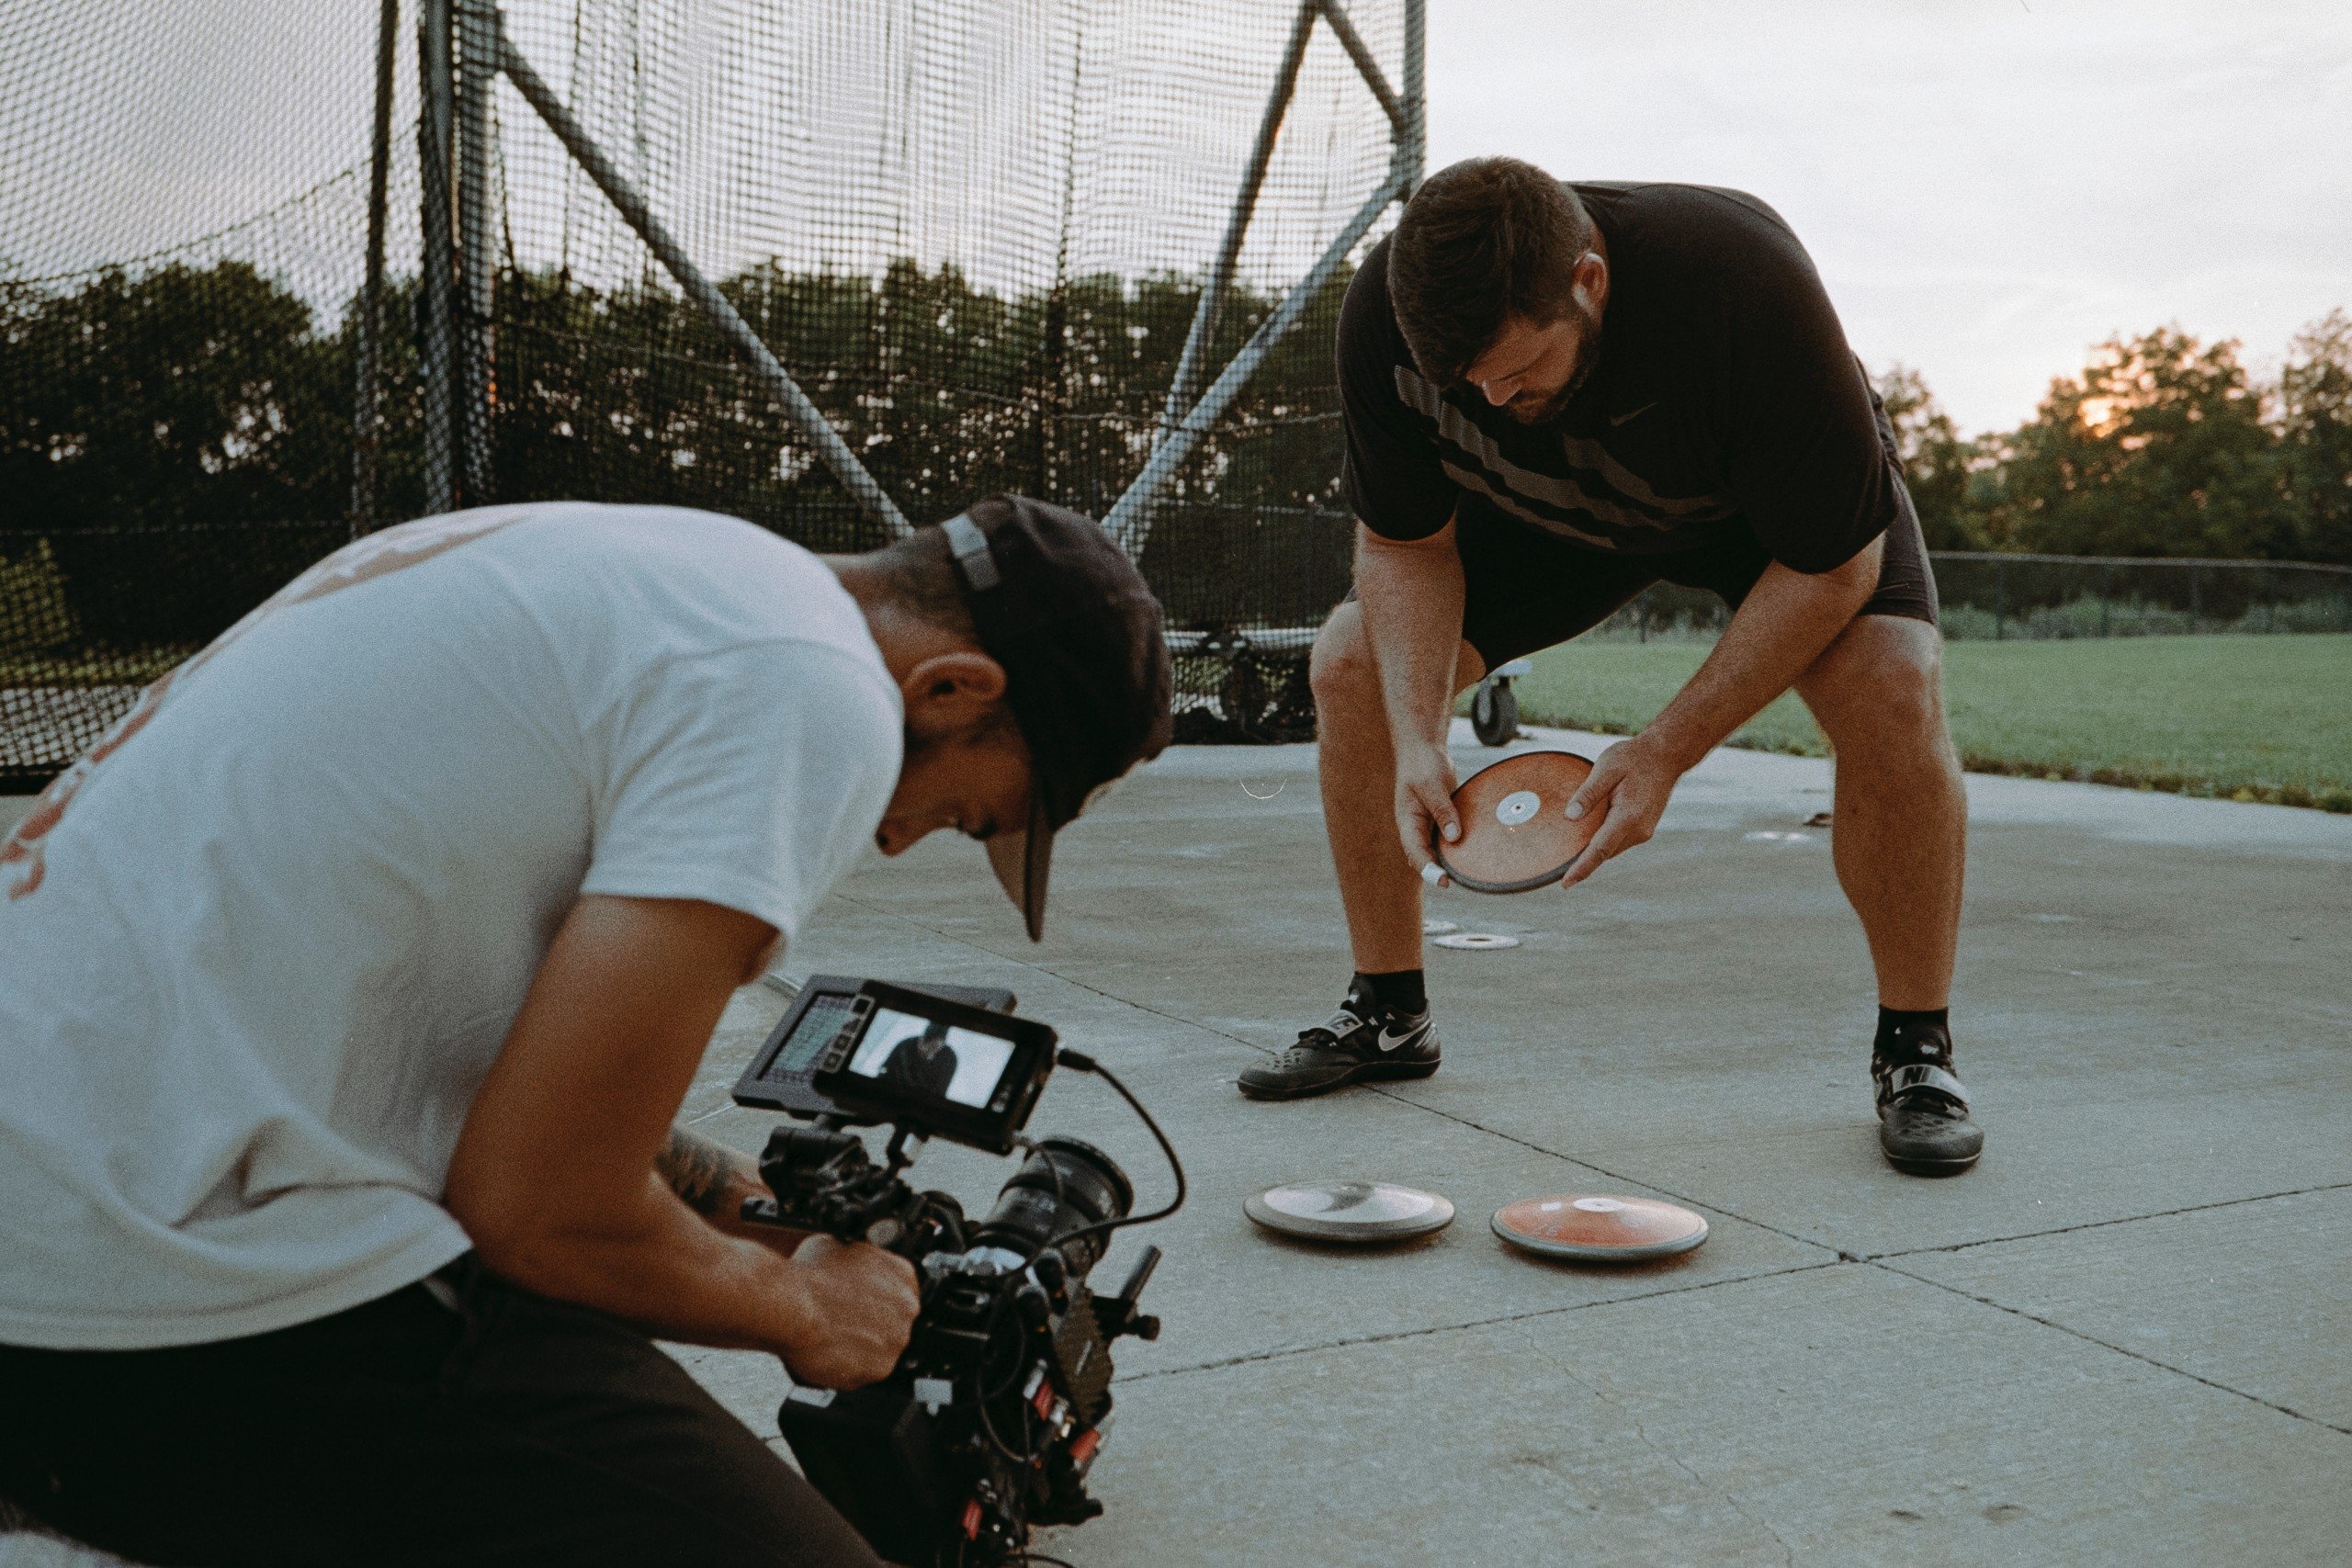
[1505,633,2352,812]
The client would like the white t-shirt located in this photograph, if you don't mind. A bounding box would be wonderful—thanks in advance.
[0,502,902,1349]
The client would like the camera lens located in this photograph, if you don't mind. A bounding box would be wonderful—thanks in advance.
[972,1136,1134,1280]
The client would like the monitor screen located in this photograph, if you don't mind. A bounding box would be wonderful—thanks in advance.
[842,1006,1017,1109]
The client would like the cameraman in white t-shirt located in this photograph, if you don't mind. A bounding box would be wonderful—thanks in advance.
[0,495,1170,1568]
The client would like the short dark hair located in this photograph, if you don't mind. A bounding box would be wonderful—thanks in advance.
[865,525,976,637]
[1387,157,1596,384]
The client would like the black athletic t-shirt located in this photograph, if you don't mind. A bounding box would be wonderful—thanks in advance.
[1339,182,1898,574]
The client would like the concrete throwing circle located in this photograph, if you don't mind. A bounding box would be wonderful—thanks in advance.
[1245,1180,1456,1244]
[1490,1193,1709,1263]
[1432,931,1519,951]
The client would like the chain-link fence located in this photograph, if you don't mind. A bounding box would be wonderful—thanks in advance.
[4,0,1422,786]
[1593,553,2352,642]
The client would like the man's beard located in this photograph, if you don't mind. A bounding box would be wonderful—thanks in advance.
[1500,300,1602,425]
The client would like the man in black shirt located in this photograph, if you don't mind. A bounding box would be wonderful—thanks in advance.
[1237,158,1980,1176]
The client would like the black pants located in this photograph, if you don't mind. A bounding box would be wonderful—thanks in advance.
[0,1262,882,1568]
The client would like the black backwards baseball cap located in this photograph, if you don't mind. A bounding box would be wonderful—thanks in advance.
[938,496,1173,941]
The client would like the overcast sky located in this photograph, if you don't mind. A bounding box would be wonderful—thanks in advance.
[6,0,2344,440]
[1423,0,2352,434]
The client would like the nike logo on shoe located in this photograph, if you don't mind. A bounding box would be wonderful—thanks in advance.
[1375,1016,1430,1053]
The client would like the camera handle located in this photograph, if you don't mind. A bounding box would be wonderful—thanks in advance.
[1092,1245,1163,1343]
[800,1112,927,1181]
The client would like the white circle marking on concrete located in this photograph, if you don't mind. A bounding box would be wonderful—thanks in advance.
[1432,932,1520,951]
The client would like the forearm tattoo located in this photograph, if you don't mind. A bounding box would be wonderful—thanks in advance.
[656,1125,748,1217]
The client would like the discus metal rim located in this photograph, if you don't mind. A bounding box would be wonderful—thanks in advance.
[1243,1179,1457,1245]
[1488,1194,1710,1264]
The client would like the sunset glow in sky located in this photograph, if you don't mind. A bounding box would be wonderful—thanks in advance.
[1424,0,2352,434]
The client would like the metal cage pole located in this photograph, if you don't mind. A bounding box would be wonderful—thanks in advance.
[1107,0,1421,559]
[455,0,499,504]
[492,15,910,538]
[417,0,458,515]
[1157,1,1317,439]
[1399,0,1425,188]
[351,0,400,537]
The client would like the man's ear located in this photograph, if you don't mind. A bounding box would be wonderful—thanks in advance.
[900,649,1009,736]
[1572,250,1608,311]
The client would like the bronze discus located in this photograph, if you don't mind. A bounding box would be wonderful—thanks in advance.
[1435,750,1600,894]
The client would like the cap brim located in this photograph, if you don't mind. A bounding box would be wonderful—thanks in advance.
[985,788,1055,942]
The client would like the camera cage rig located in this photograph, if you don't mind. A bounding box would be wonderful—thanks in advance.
[729,974,1185,1566]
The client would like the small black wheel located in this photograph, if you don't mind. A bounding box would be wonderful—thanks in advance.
[1471,678,1519,747]
[1219,653,1272,738]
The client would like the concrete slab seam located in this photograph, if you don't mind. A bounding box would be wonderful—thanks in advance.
[814,895,1843,1264]
[805,904,1844,1268]
[1862,1179,2352,1263]
[1118,1258,1848,1384]
[1870,1258,2352,1438]
[1358,1083,1833,1257]
[752,899,2352,1443]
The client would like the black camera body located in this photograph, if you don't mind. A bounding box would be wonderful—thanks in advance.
[732,976,1165,1567]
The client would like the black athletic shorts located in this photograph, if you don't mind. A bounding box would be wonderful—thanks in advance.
[0,1258,881,1568]
[1368,400,1940,671]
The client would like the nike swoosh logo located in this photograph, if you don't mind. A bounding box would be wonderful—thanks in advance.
[1610,401,1658,426]
[1376,1022,1425,1052]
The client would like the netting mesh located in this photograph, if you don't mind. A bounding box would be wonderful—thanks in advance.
[3,0,1414,784]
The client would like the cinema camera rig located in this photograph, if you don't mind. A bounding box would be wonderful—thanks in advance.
[731,976,1183,1568]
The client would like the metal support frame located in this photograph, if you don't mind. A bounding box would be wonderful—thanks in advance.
[492,14,912,537]
[417,0,458,515]
[455,0,499,504]
[1158,2,1317,437]
[351,0,399,537]
[1107,0,1425,561]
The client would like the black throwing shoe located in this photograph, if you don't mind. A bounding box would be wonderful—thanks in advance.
[1238,995,1441,1100]
[1873,1050,1984,1177]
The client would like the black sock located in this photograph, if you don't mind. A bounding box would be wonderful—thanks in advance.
[1350,970,1427,1017]
[1875,1006,1952,1066]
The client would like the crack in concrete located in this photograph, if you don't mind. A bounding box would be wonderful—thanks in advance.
[808,895,2352,1446]
[1354,1084,1837,1258]
[1870,1258,2352,1438]
[1118,1258,1845,1383]
[1865,1179,2352,1260]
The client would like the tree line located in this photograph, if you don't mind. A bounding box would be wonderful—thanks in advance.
[1875,314,2352,563]
[4,256,2348,568]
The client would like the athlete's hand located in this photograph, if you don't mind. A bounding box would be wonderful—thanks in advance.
[1560,734,1685,888]
[776,1235,921,1390]
[1392,740,1463,883]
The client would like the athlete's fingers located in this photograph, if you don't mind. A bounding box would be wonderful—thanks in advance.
[1396,781,1452,872]
[1425,777,1463,846]
[1560,784,1658,888]
[1563,747,1624,822]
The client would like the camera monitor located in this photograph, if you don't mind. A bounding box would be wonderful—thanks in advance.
[813,983,1057,1153]
[734,976,1056,1154]
[734,974,1015,1120]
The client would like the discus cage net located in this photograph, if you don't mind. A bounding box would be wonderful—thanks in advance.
[1,0,1425,788]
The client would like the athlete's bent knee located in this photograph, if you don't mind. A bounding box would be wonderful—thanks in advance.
[1309,605,1377,714]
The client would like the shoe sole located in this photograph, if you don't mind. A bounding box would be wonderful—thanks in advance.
[1237,1055,1440,1101]
[1882,1147,1980,1177]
